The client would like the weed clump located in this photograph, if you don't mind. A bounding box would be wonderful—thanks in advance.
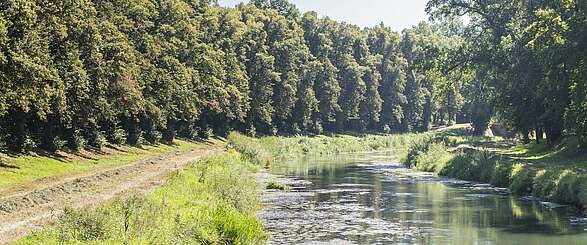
[266,181,289,191]
[227,132,273,166]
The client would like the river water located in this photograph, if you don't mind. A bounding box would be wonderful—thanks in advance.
[259,152,587,244]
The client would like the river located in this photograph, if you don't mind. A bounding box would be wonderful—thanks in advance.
[259,152,587,244]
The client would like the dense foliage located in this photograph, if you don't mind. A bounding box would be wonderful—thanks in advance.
[426,0,587,145]
[0,0,473,152]
[4,0,583,152]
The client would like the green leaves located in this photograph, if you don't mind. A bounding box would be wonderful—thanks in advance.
[0,0,486,151]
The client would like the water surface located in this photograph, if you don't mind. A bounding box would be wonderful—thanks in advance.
[260,152,587,244]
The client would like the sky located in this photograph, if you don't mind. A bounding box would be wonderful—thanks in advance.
[216,0,430,31]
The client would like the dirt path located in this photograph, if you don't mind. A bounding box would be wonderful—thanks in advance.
[0,147,222,244]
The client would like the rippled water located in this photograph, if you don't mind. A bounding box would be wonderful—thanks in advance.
[259,152,587,245]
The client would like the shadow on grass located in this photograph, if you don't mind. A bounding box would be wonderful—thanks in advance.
[501,137,587,168]
[0,161,19,169]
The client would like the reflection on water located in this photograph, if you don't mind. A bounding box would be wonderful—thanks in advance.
[260,152,587,244]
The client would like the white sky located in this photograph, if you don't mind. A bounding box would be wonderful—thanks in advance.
[217,0,430,31]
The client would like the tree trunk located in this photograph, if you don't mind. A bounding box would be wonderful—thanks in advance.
[535,126,544,143]
[546,128,563,145]
[9,109,27,152]
[522,130,530,144]
[422,95,432,131]
[162,117,176,144]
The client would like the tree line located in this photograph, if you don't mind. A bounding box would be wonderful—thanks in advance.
[0,0,476,152]
[426,0,587,145]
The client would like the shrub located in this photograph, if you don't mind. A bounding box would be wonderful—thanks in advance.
[383,124,391,134]
[413,143,452,173]
[550,170,581,205]
[145,130,162,144]
[509,163,536,194]
[90,131,108,148]
[51,136,67,151]
[313,121,323,135]
[111,128,127,145]
[403,138,432,168]
[57,207,108,242]
[198,126,213,139]
[246,125,256,137]
[22,135,38,152]
[491,161,513,187]
[577,177,587,212]
[69,130,87,151]
[533,170,558,199]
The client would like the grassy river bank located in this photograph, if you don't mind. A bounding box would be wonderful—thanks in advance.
[402,126,587,215]
[14,126,587,243]
[14,132,429,244]
[228,127,587,214]
[16,151,267,244]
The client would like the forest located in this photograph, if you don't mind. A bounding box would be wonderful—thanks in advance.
[0,0,586,153]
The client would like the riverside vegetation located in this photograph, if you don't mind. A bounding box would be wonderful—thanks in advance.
[15,131,432,244]
[3,0,587,243]
[13,126,587,243]
[402,126,587,215]
[16,151,267,244]
[228,127,587,215]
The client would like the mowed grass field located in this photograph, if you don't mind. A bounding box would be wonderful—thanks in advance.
[0,138,223,191]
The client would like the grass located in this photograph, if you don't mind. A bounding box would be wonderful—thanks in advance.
[503,136,587,169]
[266,181,289,191]
[227,131,432,163]
[0,139,222,191]
[402,125,587,214]
[227,126,587,214]
[16,151,267,244]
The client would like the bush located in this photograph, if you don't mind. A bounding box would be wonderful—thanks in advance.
[577,177,587,212]
[57,207,108,242]
[491,161,513,187]
[509,163,536,194]
[145,130,162,144]
[198,126,213,139]
[51,136,67,151]
[550,170,581,205]
[90,131,108,148]
[383,124,392,134]
[111,128,127,145]
[413,143,452,172]
[533,170,558,199]
[22,135,38,152]
[69,130,87,151]
[313,121,323,135]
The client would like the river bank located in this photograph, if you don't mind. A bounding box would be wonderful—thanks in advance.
[12,127,587,244]
[250,145,587,244]
[14,151,267,244]
[402,126,587,215]
[227,127,587,215]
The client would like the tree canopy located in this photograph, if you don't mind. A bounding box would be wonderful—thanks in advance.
[2,0,581,152]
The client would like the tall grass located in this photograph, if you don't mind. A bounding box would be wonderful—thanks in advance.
[403,137,587,214]
[16,151,267,244]
[227,131,431,162]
